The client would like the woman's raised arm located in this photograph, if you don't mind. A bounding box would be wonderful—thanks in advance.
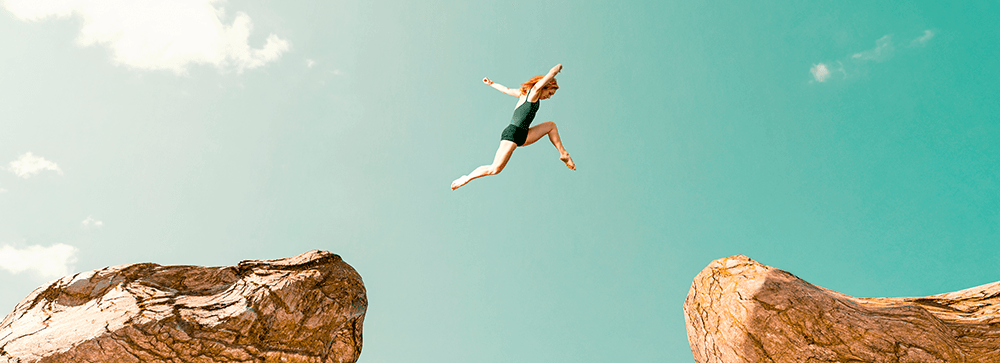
[528,64,562,102]
[483,77,521,97]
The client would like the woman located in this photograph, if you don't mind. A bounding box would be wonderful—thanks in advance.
[451,63,575,190]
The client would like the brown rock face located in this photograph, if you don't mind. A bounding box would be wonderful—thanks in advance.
[684,255,1000,363]
[0,250,366,363]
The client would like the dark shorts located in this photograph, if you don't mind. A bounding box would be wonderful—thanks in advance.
[500,124,529,146]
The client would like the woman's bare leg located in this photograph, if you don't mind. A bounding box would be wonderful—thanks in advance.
[451,141,518,190]
[523,121,575,170]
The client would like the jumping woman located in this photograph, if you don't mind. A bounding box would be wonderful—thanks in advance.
[451,63,575,190]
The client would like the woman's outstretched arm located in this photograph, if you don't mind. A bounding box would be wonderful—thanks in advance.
[483,77,521,97]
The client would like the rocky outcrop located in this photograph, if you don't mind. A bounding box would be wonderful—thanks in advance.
[0,250,366,363]
[684,255,1000,363]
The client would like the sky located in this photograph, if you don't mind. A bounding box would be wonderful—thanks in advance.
[1,0,999,361]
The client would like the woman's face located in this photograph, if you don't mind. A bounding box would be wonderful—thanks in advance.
[541,88,557,99]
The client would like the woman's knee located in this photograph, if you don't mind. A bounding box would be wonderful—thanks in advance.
[487,162,507,174]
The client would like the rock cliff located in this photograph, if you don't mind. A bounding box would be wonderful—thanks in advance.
[0,250,366,363]
[684,255,1000,363]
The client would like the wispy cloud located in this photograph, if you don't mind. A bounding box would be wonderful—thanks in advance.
[851,35,894,62]
[0,243,78,279]
[2,0,290,73]
[306,59,316,68]
[811,30,933,83]
[82,216,104,228]
[911,30,935,46]
[7,152,62,178]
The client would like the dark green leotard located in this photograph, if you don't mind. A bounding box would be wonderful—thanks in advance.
[500,91,539,146]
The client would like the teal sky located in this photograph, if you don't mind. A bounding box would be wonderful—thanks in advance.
[2,1,999,361]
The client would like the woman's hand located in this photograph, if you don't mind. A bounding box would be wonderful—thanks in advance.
[482,77,493,85]
[552,64,563,74]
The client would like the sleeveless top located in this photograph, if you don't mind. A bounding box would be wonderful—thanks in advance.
[509,90,539,129]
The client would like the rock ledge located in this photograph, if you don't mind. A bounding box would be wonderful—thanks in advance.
[0,250,366,363]
[684,255,1000,363]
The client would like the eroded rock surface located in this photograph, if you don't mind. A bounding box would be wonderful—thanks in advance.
[0,250,366,363]
[684,255,1000,363]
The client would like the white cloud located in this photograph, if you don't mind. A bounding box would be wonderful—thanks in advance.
[0,244,78,279]
[82,216,104,228]
[852,35,894,62]
[810,63,831,82]
[911,30,935,46]
[306,59,316,68]
[7,152,62,178]
[1,0,290,73]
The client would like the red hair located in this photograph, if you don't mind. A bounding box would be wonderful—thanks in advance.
[520,75,559,96]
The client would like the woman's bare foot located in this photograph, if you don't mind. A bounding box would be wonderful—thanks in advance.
[451,175,471,190]
[560,153,576,170]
